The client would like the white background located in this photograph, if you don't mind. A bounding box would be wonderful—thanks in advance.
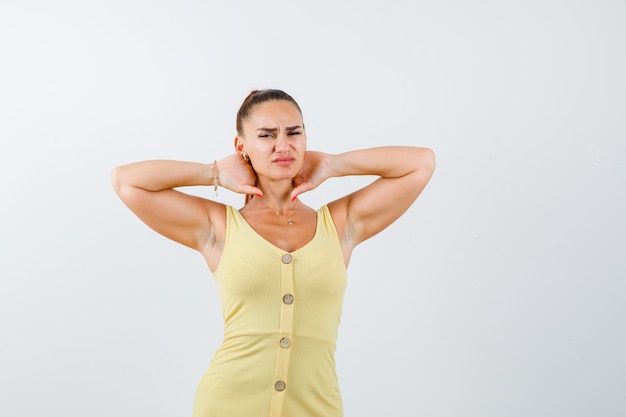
[1,1,625,416]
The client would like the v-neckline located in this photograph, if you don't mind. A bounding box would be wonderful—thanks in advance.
[235,206,321,254]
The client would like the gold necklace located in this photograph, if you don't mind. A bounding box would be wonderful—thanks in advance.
[269,199,299,226]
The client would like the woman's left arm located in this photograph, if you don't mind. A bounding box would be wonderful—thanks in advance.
[293,146,435,246]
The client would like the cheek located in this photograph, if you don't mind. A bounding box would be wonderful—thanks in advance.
[249,141,268,153]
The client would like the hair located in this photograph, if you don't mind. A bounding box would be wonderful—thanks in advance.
[236,89,303,136]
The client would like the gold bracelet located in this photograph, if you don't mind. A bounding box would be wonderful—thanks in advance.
[212,160,219,196]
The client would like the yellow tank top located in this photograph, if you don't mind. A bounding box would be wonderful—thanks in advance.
[192,205,347,417]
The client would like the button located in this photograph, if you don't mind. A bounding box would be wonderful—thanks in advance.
[281,254,293,264]
[282,294,294,305]
[279,337,291,348]
[275,380,286,391]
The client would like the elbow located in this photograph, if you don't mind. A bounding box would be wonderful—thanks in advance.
[415,147,435,175]
[110,165,127,195]
[426,148,436,173]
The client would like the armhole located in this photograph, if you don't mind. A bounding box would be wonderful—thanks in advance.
[322,204,341,244]
[322,203,351,270]
[325,200,349,241]
[211,205,232,276]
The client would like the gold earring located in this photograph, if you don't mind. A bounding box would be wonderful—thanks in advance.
[241,152,249,162]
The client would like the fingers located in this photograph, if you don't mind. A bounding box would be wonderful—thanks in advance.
[290,183,312,201]
[242,184,264,197]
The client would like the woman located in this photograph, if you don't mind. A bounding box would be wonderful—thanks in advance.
[111,89,435,417]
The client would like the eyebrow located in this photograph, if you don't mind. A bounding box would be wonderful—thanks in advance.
[256,125,303,132]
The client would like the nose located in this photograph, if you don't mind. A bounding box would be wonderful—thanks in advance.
[275,133,289,153]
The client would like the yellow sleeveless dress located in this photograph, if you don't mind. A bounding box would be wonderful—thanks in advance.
[192,205,347,417]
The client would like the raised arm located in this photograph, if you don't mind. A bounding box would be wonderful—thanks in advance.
[111,155,262,252]
[293,146,435,249]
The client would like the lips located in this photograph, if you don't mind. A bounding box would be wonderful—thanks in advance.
[272,156,296,165]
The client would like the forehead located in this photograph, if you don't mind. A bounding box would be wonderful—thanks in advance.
[245,100,303,127]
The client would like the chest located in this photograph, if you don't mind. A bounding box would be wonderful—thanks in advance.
[241,209,318,253]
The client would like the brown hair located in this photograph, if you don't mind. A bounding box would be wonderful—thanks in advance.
[236,89,303,136]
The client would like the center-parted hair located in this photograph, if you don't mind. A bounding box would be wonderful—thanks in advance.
[236,89,303,136]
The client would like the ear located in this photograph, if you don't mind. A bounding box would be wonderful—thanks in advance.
[234,136,245,153]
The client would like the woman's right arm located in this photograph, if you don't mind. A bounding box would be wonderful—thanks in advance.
[111,157,261,251]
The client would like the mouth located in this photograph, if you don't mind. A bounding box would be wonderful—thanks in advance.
[272,156,296,165]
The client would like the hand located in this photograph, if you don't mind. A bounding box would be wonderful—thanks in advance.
[217,154,264,196]
[291,151,333,200]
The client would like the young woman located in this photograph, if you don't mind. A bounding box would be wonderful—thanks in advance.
[111,89,435,417]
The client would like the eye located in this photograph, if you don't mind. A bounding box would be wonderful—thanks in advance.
[288,131,302,136]
[258,133,273,138]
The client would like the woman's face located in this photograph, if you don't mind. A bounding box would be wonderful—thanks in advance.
[236,100,306,181]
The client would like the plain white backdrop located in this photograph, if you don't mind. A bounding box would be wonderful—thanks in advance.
[1,1,625,416]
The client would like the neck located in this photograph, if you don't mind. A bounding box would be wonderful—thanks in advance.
[252,177,295,212]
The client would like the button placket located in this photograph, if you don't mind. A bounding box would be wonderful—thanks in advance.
[279,337,291,348]
[269,253,295,416]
